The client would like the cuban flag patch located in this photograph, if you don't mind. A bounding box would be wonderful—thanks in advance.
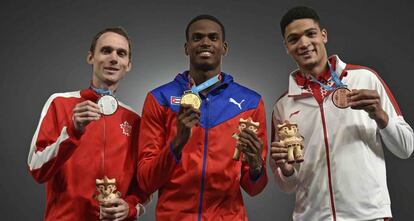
[170,96,181,105]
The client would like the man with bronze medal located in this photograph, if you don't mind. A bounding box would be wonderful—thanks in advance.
[270,6,413,221]
[138,15,268,220]
[28,27,148,220]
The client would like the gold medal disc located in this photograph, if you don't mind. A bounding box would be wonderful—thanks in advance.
[180,92,201,110]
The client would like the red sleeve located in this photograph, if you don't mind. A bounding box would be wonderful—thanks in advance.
[240,98,268,196]
[27,95,83,183]
[125,117,151,220]
[137,93,179,194]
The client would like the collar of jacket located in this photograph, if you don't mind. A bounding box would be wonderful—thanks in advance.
[287,55,347,98]
[80,88,101,102]
[174,71,233,96]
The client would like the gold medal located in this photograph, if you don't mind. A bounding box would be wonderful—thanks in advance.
[332,87,351,109]
[180,91,201,110]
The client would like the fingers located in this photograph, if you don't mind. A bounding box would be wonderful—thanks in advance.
[348,89,386,122]
[177,105,201,128]
[100,199,128,220]
[348,89,381,109]
[270,142,288,163]
[72,100,101,131]
[238,130,262,155]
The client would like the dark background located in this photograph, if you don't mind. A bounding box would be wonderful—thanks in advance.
[1,0,413,220]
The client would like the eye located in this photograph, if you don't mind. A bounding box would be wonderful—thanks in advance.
[287,36,298,44]
[117,49,128,58]
[192,33,203,41]
[240,124,246,129]
[307,31,317,38]
[208,33,219,41]
[101,46,113,54]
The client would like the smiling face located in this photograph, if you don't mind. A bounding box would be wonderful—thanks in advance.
[87,32,131,90]
[284,18,328,74]
[185,19,228,72]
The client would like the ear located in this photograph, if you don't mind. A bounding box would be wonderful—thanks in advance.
[184,43,189,56]
[222,41,228,56]
[86,51,94,64]
[126,61,132,72]
[283,40,290,54]
[321,28,328,44]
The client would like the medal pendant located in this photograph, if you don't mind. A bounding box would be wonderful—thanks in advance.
[180,91,202,110]
[97,95,118,115]
[332,87,351,109]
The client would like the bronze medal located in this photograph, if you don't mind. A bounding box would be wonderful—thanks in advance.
[180,92,201,110]
[332,87,351,109]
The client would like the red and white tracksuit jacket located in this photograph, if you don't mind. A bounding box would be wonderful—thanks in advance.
[272,55,413,221]
[137,72,268,221]
[28,88,147,221]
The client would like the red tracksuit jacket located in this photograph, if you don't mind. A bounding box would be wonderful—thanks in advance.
[28,88,147,220]
[138,72,268,221]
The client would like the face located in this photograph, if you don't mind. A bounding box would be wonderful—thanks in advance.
[284,19,328,71]
[87,32,131,89]
[185,19,228,71]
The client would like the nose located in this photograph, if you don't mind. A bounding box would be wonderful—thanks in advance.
[200,37,212,47]
[297,36,311,49]
[109,51,119,64]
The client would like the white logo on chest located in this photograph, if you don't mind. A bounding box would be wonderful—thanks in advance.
[229,98,245,110]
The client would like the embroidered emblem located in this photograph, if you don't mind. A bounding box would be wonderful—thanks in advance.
[120,121,132,136]
[229,98,245,110]
[170,96,181,105]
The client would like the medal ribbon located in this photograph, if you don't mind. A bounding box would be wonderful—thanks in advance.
[308,63,346,91]
[190,74,221,94]
[90,85,114,96]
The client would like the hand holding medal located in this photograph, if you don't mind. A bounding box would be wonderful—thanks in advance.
[348,89,389,129]
[72,100,101,132]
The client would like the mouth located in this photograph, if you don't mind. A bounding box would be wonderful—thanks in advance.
[298,49,316,58]
[197,50,213,58]
[104,67,120,73]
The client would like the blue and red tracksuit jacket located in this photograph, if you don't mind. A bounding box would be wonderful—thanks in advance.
[137,72,268,221]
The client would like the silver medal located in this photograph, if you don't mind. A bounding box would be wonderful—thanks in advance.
[97,95,118,116]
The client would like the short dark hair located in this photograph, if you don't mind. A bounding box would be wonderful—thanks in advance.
[89,27,132,60]
[185,14,226,41]
[280,6,321,37]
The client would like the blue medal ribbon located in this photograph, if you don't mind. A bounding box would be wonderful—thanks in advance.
[309,63,346,91]
[90,86,114,96]
[190,74,221,94]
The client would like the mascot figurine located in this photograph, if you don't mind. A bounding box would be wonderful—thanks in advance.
[232,117,260,161]
[94,176,121,203]
[277,120,304,164]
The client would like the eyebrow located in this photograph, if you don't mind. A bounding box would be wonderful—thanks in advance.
[286,27,318,39]
[100,45,128,51]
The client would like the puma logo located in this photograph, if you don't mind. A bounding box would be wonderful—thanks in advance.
[229,98,245,110]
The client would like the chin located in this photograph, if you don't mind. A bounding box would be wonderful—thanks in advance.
[195,62,216,71]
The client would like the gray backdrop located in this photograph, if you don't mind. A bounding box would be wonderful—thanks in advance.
[1,0,413,220]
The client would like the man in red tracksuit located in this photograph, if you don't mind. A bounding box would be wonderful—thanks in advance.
[137,15,268,220]
[28,27,147,220]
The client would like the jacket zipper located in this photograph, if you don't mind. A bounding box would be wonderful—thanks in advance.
[197,97,209,221]
[319,103,337,221]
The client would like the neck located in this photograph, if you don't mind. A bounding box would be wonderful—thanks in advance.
[188,66,221,95]
[91,78,118,92]
[300,56,329,77]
